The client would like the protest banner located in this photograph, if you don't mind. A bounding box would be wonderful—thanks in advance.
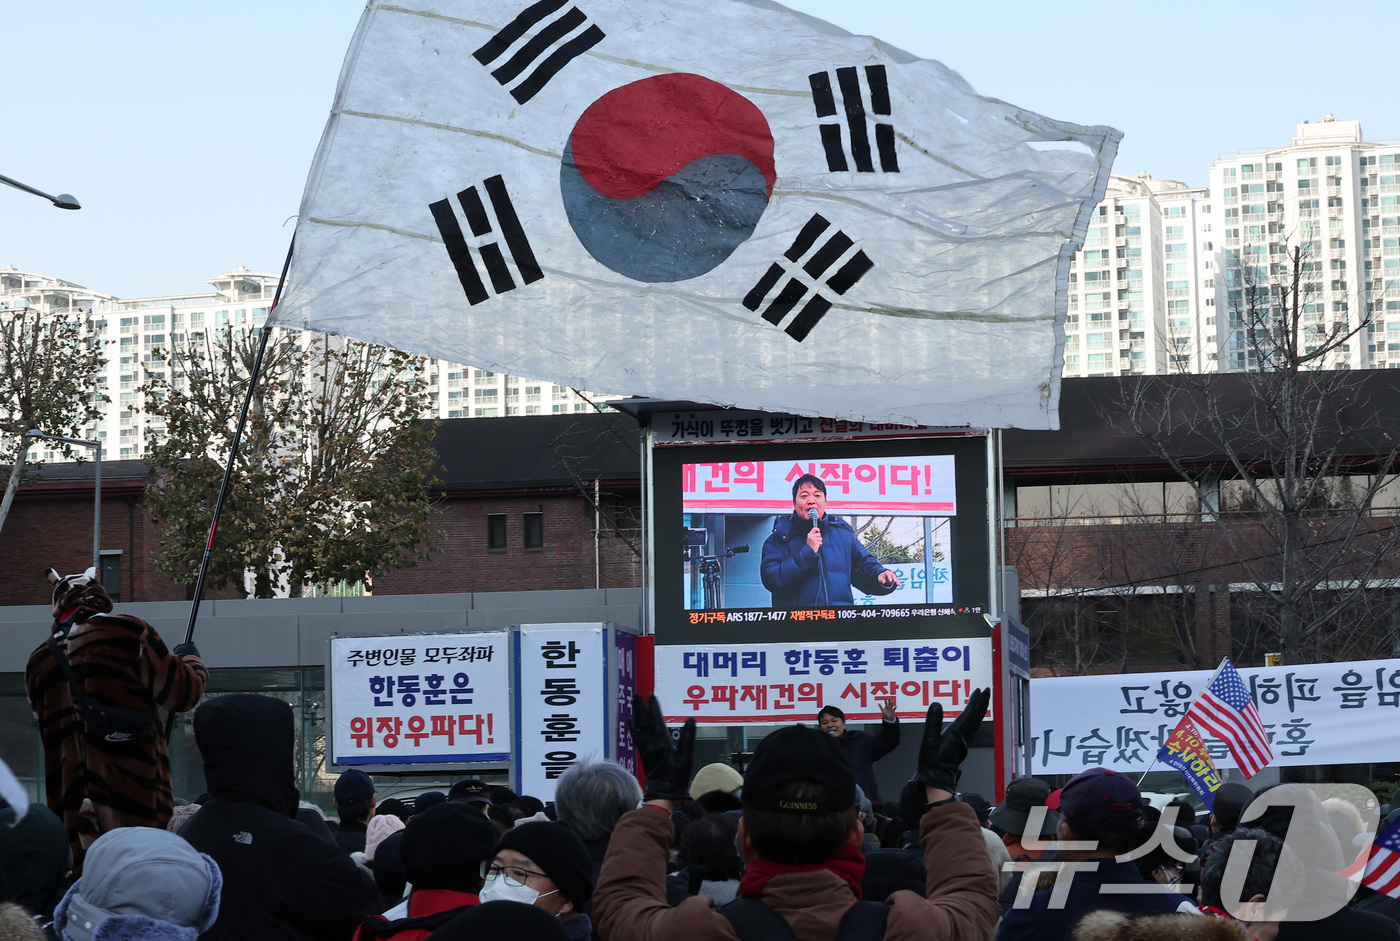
[327,632,511,765]
[515,625,608,802]
[657,637,992,724]
[614,631,638,778]
[1031,658,1400,774]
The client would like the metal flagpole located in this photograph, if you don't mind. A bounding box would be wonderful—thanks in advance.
[163,239,295,737]
[1137,657,1229,786]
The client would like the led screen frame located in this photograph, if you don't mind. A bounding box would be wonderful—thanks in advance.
[653,434,990,646]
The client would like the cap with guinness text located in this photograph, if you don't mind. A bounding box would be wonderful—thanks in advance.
[742,724,855,815]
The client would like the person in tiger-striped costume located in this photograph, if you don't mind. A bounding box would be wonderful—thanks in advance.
[25,567,208,869]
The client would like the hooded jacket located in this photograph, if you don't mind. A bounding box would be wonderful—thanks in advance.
[760,514,896,607]
[179,695,376,941]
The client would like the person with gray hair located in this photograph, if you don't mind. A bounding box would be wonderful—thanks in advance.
[553,758,643,883]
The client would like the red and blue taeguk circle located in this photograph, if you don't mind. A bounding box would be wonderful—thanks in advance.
[560,73,776,283]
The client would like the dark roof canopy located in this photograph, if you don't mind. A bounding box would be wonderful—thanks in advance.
[429,412,640,492]
[24,372,1400,496]
[1003,373,1400,484]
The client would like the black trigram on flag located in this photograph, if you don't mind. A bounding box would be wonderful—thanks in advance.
[743,214,874,341]
[809,65,898,173]
[429,176,543,306]
[473,0,605,105]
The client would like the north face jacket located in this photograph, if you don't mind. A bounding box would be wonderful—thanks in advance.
[181,695,375,941]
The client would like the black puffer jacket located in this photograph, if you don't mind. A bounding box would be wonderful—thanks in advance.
[181,695,376,941]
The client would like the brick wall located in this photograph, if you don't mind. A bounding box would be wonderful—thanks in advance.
[0,487,241,606]
[374,489,642,594]
[2,478,642,604]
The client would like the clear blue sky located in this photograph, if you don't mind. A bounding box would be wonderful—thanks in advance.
[8,1,1397,299]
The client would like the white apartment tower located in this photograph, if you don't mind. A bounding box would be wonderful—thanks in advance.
[0,266,621,462]
[1207,117,1399,371]
[1062,173,1210,377]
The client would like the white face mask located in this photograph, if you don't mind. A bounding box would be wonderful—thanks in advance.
[479,879,558,907]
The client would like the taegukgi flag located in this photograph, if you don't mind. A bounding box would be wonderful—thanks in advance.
[273,0,1119,429]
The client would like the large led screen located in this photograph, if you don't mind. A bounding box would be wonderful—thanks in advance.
[653,435,990,645]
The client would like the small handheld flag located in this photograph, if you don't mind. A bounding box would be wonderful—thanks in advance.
[1186,659,1274,778]
[1358,817,1400,897]
[1157,716,1223,810]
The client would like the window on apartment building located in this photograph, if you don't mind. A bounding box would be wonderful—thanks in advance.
[487,514,507,550]
[523,513,544,549]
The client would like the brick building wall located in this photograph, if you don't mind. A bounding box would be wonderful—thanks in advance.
[0,465,641,604]
[373,488,641,594]
[0,472,240,606]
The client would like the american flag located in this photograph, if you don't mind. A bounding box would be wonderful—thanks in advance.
[1358,818,1400,896]
[1187,660,1274,778]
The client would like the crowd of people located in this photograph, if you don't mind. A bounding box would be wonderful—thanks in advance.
[13,570,1400,940]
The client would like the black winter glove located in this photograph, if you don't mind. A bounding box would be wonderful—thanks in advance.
[915,687,991,793]
[173,642,201,659]
[628,694,695,801]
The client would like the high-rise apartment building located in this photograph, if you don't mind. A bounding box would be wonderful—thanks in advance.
[1208,117,1398,371]
[0,266,622,462]
[1062,173,1210,377]
[1064,116,1400,377]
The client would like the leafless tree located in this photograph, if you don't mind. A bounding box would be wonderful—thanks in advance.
[1118,241,1400,664]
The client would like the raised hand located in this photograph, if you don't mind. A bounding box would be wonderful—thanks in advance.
[915,687,991,795]
[628,694,696,802]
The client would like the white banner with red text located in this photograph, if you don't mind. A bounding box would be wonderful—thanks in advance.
[657,637,992,724]
[682,455,956,516]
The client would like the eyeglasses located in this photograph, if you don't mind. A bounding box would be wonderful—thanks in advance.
[480,862,548,887]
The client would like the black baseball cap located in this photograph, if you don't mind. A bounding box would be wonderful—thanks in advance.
[334,769,375,802]
[743,725,855,814]
[1211,782,1253,832]
[448,779,492,806]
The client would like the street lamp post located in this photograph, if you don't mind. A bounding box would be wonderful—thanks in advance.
[26,431,101,575]
[0,173,80,210]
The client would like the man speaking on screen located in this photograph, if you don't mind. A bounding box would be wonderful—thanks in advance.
[760,474,901,607]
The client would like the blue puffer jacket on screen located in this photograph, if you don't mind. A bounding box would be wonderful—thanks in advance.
[760,514,896,607]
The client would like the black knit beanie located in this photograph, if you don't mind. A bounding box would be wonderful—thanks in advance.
[400,802,496,890]
[491,821,594,909]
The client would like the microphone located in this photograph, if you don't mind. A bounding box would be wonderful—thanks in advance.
[809,508,819,527]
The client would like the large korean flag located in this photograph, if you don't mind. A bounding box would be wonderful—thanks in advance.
[274,0,1119,429]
